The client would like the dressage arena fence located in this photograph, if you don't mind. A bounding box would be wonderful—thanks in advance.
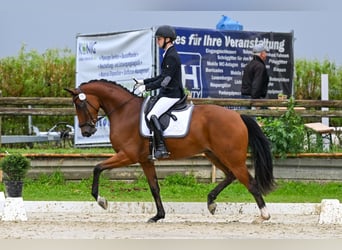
[1,97,342,145]
[0,152,340,182]
[1,97,342,182]
[32,153,342,182]
[1,97,342,117]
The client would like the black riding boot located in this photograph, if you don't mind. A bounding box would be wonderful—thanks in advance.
[150,115,170,159]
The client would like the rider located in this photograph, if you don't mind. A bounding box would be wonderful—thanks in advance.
[134,25,185,159]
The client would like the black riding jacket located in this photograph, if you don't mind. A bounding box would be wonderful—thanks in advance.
[144,45,184,98]
[241,55,269,98]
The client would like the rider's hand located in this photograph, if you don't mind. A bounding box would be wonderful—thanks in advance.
[133,78,144,85]
[134,84,146,95]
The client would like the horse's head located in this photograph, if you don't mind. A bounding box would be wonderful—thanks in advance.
[65,88,99,137]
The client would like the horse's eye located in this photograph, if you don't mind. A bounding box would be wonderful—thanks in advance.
[79,93,86,101]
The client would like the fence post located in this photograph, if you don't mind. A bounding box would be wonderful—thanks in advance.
[321,74,329,126]
[211,164,216,183]
[321,74,330,150]
[0,90,2,147]
[28,105,32,135]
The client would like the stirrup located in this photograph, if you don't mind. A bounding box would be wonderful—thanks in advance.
[148,151,169,161]
[154,148,170,159]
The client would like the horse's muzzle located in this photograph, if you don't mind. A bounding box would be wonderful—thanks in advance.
[81,127,97,137]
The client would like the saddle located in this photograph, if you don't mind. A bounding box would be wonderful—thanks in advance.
[144,95,188,130]
[140,95,194,138]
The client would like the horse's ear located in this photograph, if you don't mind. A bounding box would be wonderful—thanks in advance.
[64,88,76,96]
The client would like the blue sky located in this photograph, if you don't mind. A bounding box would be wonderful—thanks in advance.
[1,0,341,65]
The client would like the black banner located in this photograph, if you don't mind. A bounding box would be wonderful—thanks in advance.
[170,27,294,99]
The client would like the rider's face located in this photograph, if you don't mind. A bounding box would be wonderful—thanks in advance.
[156,36,171,48]
[156,36,164,47]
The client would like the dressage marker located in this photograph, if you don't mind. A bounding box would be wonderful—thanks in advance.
[1,196,27,221]
[319,199,342,224]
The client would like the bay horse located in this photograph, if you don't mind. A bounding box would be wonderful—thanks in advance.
[66,79,275,223]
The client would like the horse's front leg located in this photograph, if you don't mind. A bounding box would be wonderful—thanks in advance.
[91,164,108,209]
[141,162,165,223]
[91,152,134,210]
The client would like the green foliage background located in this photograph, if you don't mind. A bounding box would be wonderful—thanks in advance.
[294,59,342,100]
[0,46,75,97]
[259,97,306,158]
[0,46,75,135]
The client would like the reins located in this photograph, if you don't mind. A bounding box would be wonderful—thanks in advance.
[98,95,136,121]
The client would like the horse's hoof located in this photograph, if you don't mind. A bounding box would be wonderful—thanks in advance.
[97,196,108,210]
[252,216,269,224]
[260,207,270,220]
[252,211,271,224]
[208,203,217,215]
[262,214,271,220]
[147,214,164,223]
[147,218,157,223]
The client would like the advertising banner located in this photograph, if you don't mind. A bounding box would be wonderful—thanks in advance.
[75,29,154,146]
[172,27,294,99]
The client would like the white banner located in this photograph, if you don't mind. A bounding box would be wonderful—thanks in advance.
[75,28,154,146]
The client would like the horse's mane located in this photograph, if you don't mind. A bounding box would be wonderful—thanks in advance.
[80,79,133,95]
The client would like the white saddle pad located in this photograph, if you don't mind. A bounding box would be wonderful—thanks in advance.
[139,97,194,138]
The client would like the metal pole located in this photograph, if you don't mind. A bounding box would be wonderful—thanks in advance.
[0,90,2,147]
[28,105,32,135]
[321,74,329,126]
[321,74,330,150]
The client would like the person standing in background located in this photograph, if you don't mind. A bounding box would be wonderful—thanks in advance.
[241,42,269,100]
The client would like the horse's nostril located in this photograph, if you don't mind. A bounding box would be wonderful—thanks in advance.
[82,131,91,137]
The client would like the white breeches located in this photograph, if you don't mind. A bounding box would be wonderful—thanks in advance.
[146,97,180,120]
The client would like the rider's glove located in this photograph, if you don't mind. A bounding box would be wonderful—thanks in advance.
[134,84,146,95]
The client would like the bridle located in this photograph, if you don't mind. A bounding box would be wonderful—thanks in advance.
[73,91,99,129]
[73,87,136,129]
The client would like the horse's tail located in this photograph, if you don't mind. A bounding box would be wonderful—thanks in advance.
[240,114,276,195]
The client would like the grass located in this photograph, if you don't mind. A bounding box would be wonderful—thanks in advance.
[1,147,342,203]
[1,172,341,203]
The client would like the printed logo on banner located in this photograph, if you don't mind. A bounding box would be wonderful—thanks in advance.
[78,41,97,55]
[77,41,97,64]
[180,52,203,98]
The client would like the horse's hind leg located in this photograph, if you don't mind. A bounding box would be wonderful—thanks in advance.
[205,152,236,215]
[207,172,236,215]
[246,174,271,221]
[206,152,270,221]
[233,167,271,222]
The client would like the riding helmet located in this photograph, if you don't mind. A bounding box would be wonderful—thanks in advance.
[155,25,177,41]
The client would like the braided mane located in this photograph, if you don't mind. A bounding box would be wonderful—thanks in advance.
[80,79,132,94]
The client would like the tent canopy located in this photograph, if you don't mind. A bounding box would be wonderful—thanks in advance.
[216,15,243,31]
